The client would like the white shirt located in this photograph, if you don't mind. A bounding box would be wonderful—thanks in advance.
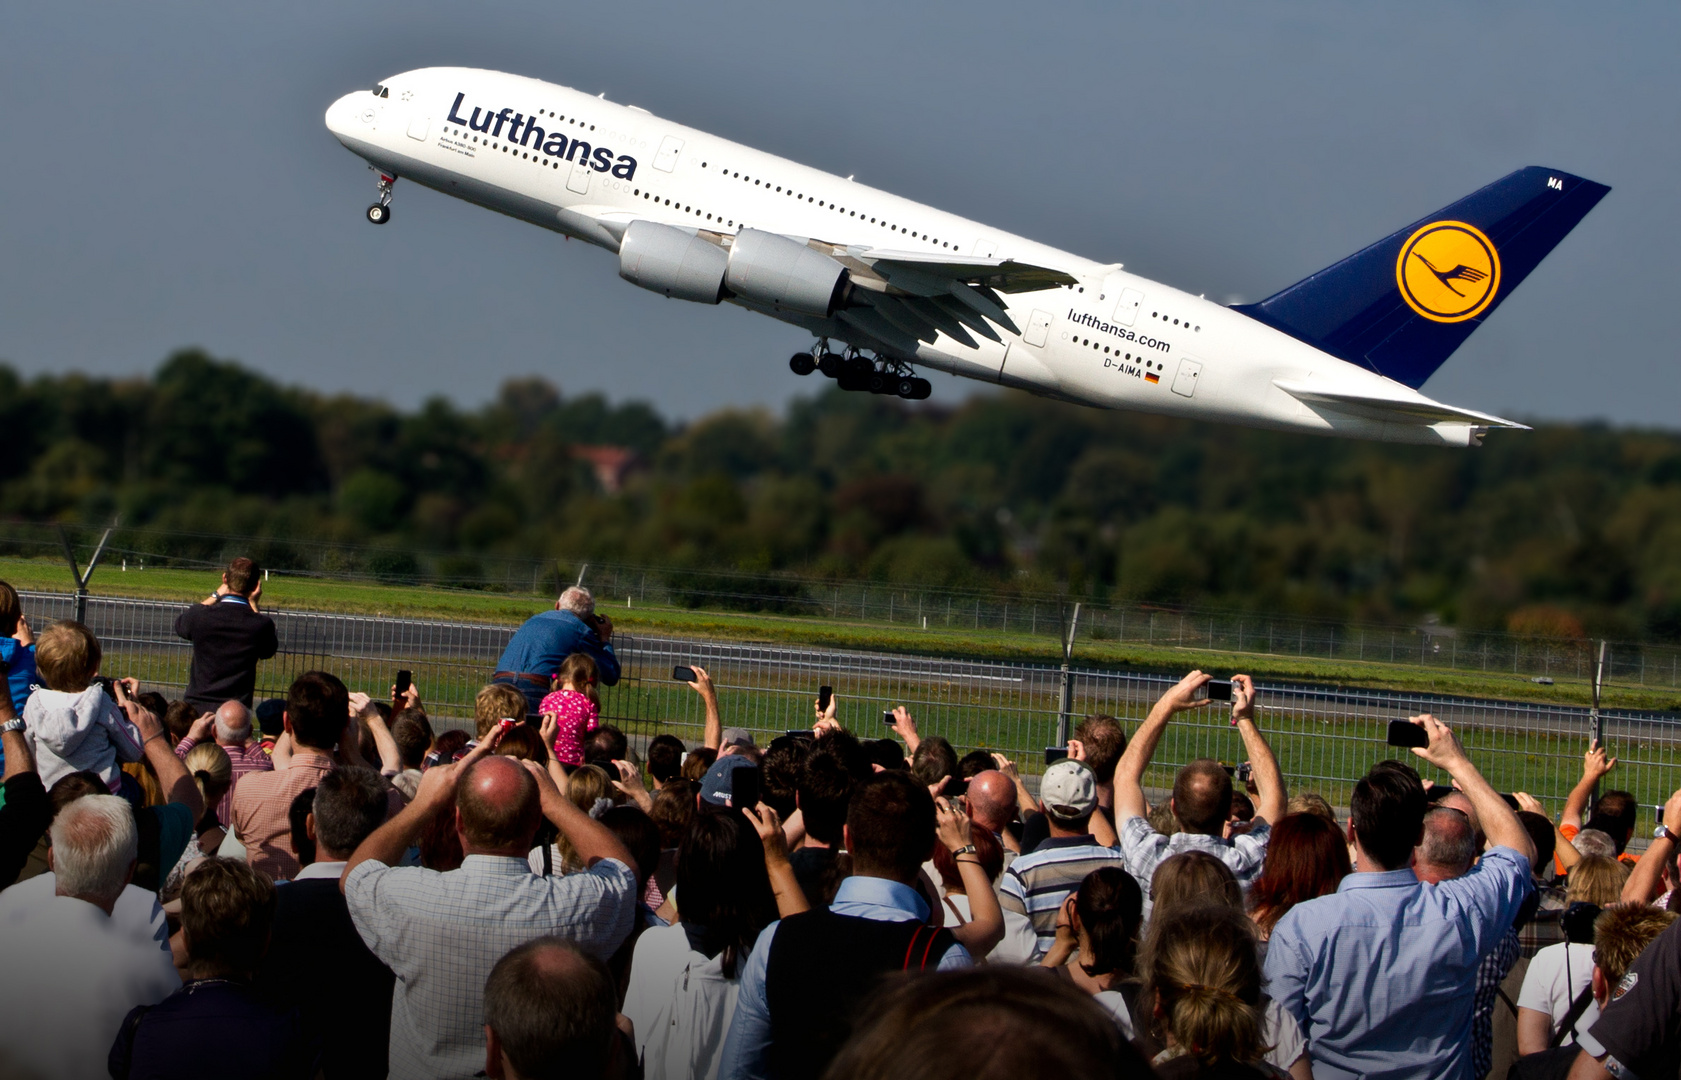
[1094,989,1135,1038]
[291,860,348,882]
[0,891,180,1079]
[0,874,169,952]
[939,892,1039,966]
[1263,997,1309,1073]
[1518,941,1602,1049]
[623,922,743,1080]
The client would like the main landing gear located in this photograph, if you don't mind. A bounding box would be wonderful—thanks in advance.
[366,172,396,225]
[788,341,931,400]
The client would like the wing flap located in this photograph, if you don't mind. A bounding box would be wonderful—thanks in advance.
[851,248,1079,294]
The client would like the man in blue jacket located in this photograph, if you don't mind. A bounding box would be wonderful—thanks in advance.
[491,586,619,714]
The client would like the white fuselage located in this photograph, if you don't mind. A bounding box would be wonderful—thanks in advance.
[326,67,1492,446]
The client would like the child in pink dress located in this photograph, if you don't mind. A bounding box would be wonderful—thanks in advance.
[538,652,600,767]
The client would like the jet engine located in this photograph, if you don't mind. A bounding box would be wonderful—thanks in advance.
[617,220,729,304]
[725,228,850,318]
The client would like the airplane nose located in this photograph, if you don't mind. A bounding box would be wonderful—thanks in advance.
[324,92,371,142]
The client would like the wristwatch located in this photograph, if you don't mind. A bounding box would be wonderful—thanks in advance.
[0,717,24,736]
[1655,824,1681,846]
[952,844,978,857]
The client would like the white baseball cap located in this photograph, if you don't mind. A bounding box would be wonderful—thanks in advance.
[1041,759,1099,818]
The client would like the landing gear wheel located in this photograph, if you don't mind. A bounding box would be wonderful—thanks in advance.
[818,353,842,378]
[867,370,893,394]
[895,377,918,399]
[367,204,391,225]
[909,377,932,400]
[789,352,816,376]
[837,368,870,392]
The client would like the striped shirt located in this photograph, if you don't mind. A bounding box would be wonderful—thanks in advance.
[998,835,1130,959]
[346,853,637,1080]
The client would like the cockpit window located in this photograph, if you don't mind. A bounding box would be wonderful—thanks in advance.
[372,83,390,98]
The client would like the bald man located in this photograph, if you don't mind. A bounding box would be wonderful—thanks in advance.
[966,771,1021,860]
[341,730,637,1080]
[173,700,272,824]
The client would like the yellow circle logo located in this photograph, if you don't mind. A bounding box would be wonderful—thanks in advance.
[1395,220,1501,323]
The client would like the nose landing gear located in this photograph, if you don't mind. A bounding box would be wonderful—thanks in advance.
[366,172,396,225]
[793,341,931,399]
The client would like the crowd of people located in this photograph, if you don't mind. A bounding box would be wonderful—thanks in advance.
[5,568,1681,1080]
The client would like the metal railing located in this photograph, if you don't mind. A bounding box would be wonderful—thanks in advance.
[11,519,1681,695]
[22,590,1681,832]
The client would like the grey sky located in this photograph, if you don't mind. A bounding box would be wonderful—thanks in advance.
[0,2,1672,425]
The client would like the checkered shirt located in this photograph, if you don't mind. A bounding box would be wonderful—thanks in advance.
[346,853,637,1080]
[1119,814,1271,919]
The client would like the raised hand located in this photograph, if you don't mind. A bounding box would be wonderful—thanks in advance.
[1159,670,1213,713]
[1583,740,1617,781]
[935,796,973,852]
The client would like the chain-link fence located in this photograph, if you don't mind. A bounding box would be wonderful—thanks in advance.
[22,590,1681,836]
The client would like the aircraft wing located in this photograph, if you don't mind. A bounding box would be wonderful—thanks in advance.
[1273,381,1529,429]
[831,248,1077,350]
[846,248,1080,294]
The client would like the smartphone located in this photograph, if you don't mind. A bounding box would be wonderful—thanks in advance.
[672,665,697,683]
[1235,762,1253,783]
[393,669,412,699]
[817,685,833,711]
[883,710,897,727]
[1045,746,1069,765]
[785,729,816,741]
[732,766,762,809]
[1386,719,1430,748]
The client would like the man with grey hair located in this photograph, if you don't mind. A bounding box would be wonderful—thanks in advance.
[0,794,180,1079]
[1415,806,1479,883]
[491,584,621,714]
[174,699,272,824]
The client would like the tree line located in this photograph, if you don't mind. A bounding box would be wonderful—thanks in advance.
[5,349,1680,641]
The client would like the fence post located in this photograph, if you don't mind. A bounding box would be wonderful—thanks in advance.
[56,520,117,626]
[1589,639,1607,803]
[1056,603,1082,746]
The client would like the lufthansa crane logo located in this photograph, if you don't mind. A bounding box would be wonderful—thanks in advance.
[1395,220,1502,323]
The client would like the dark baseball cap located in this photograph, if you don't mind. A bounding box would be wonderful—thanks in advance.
[255,698,287,738]
[699,756,757,807]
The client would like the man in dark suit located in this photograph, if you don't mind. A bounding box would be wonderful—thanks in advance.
[254,767,395,1079]
[174,557,279,711]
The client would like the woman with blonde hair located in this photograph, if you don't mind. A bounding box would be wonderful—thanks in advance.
[1141,903,1289,1078]
[1514,855,1632,1055]
[162,742,232,898]
[529,763,618,876]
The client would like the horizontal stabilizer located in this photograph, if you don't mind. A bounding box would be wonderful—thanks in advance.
[1274,380,1529,430]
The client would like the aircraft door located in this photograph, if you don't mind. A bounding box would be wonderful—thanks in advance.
[1171,357,1202,398]
[654,136,684,173]
[567,156,592,195]
[1099,273,1144,326]
[1023,309,1053,348]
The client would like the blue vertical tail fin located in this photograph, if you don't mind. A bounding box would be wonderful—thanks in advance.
[1234,167,1610,389]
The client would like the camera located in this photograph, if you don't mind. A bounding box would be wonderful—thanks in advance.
[1561,901,1601,945]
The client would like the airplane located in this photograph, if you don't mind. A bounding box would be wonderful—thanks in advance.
[324,68,1609,447]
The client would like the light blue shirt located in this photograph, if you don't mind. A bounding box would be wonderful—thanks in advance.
[1264,846,1534,1080]
[717,876,971,1080]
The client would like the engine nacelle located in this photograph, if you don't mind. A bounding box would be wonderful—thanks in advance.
[725,228,849,318]
[617,220,728,304]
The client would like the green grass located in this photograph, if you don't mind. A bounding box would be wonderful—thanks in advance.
[5,555,1677,712]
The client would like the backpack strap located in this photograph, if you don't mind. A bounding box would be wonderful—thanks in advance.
[1549,984,1597,1049]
